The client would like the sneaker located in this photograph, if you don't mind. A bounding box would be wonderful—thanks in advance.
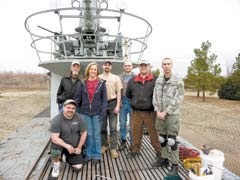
[110,149,118,158]
[118,140,127,151]
[127,151,140,159]
[101,146,108,154]
[52,162,60,178]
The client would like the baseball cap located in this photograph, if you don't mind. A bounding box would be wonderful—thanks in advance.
[138,59,150,65]
[71,60,80,66]
[103,60,112,65]
[63,99,77,106]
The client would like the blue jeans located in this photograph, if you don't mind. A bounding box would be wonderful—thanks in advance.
[101,100,118,149]
[119,96,132,142]
[83,114,102,160]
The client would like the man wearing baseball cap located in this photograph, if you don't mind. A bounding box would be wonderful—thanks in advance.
[138,59,150,65]
[50,99,87,178]
[56,61,81,111]
[126,59,161,162]
[99,60,123,159]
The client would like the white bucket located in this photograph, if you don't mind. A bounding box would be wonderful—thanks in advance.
[200,149,225,180]
[189,168,215,180]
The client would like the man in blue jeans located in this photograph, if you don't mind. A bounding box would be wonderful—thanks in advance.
[118,61,134,150]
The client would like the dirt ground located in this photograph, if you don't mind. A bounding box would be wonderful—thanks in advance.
[0,90,50,141]
[179,93,240,176]
[0,90,239,176]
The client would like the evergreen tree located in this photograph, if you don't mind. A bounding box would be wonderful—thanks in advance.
[152,68,160,77]
[218,54,240,100]
[185,41,222,101]
[232,53,240,71]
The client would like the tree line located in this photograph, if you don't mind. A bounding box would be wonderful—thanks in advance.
[151,40,240,101]
[0,72,49,90]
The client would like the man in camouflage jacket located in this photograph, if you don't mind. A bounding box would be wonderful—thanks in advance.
[152,58,184,176]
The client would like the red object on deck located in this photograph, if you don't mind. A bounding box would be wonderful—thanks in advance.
[179,146,200,160]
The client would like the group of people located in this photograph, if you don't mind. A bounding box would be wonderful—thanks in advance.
[50,58,184,178]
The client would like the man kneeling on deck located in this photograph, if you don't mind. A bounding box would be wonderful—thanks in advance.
[50,99,87,178]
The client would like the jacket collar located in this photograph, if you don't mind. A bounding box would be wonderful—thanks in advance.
[134,73,154,84]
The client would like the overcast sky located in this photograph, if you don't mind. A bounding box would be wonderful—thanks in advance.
[0,0,240,76]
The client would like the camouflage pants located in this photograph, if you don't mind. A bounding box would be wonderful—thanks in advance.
[155,114,179,164]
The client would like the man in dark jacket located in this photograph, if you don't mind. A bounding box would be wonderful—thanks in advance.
[57,61,81,111]
[126,60,161,162]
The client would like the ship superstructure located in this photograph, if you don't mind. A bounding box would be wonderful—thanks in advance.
[24,0,152,117]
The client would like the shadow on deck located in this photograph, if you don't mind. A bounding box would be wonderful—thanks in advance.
[1,107,239,180]
[30,136,188,180]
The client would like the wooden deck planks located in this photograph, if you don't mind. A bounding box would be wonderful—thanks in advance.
[30,135,189,180]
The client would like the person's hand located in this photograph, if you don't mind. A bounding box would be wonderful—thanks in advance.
[74,147,82,154]
[157,111,167,120]
[114,106,120,114]
[66,144,75,154]
[120,102,123,108]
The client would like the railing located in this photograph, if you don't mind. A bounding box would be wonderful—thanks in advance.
[24,7,152,64]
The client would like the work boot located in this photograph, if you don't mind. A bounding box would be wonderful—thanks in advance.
[83,157,90,164]
[127,151,140,159]
[156,153,161,159]
[101,146,108,154]
[92,159,100,166]
[110,149,118,158]
[118,140,127,151]
[151,154,162,167]
[167,164,178,176]
[152,158,169,167]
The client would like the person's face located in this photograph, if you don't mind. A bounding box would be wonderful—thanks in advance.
[162,59,173,74]
[63,103,76,119]
[139,63,149,75]
[124,62,132,73]
[89,65,98,78]
[71,64,80,78]
[102,63,112,73]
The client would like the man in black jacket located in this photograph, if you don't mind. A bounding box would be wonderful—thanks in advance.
[126,60,161,161]
[57,61,81,111]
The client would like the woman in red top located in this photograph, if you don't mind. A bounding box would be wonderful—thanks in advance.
[74,62,107,165]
